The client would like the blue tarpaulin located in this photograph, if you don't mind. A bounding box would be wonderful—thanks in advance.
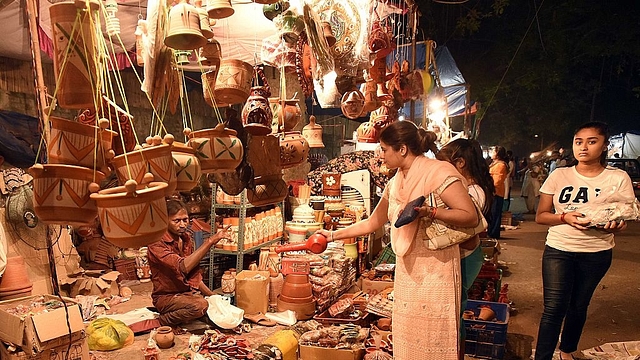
[0,110,41,168]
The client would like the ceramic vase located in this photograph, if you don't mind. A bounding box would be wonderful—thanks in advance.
[154,326,175,349]
[269,98,302,132]
[28,164,105,227]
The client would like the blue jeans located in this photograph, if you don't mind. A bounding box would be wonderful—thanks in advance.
[534,246,612,360]
[487,196,504,239]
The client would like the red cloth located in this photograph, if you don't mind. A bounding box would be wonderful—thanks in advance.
[147,232,203,302]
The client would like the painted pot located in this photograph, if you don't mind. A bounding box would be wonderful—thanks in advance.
[111,144,177,196]
[164,0,207,50]
[171,142,202,192]
[247,178,287,206]
[199,38,222,68]
[321,172,341,197]
[242,86,273,136]
[269,98,301,132]
[188,123,244,173]
[90,182,169,248]
[341,90,365,120]
[28,164,105,227]
[357,120,384,143]
[214,59,254,106]
[48,117,117,169]
[279,131,309,169]
[49,2,97,109]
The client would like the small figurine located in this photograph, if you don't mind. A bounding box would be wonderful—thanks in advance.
[498,284,510,304]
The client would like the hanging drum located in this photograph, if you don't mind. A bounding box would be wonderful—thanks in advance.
[171,142,202,192]
[50,2,98,109]
[48,117,117,170]
[206,0,234,19]
[214,59,254,107]
[91,182,169,248]
[187,123,244,174]
[165,0,207,51]
[29,164,105,227]
[111,144,177,196]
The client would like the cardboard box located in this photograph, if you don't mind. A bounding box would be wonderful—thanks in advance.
[359,278,394,297]
[0,295,85,356]
[0,337,89,360]
[235,270,270,315]
[299,344,365,360]
[62,271,121,298]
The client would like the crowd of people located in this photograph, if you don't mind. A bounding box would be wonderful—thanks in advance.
[143,120,633,360]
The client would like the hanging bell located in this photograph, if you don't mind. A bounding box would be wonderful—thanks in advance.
[165,0,208,50]
[302,115,325,148]
[194,0,214,39]
[174,50,192,65]
[207,0,234,20]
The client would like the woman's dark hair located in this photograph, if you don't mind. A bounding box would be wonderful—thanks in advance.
[574,121,610,166]
[166,199,188,216]
[493,146,507,161]
[378,121,438,155]
[436,139,495,215]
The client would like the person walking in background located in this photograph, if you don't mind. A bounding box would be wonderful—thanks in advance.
[317,121,479,360]
[521,163,545,214]
[534,122,633,360]
[503,150,516,211]
[437,139,495,359]
[487,146,509,239]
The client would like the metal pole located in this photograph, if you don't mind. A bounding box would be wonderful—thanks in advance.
[409,4,417,123]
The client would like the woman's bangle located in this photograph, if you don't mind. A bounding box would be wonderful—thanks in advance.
[560,213,567,223]
[429,206,437,220]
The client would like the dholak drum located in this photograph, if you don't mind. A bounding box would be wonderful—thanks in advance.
[214,59,254,107]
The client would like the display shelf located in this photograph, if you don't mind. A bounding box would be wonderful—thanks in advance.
[208,184,284,289]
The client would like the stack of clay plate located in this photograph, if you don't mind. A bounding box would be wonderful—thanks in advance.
[341,187,365,208]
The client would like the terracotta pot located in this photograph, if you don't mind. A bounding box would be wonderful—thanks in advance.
[0,288,34,300]
[276,296,316,320]
[199,38,222,68]
[278,293,314,304]
[302,115,324,148]
[187,123,244,173]
[165,0,207,50]
[195,6,213,39]
[279,132,309,169]
[202,69,219,108]
[361,80,381,113]
[369,20,393,59]
[48,117,117,169]
[49,3,97,109]
[206,0,234,19]
[269,98,301,132]
[28,164,105,227]
[321,172,341,196]
[0,257,33,295]
[214,59,254,106]
[154,326,175,349]
[247,178,287,206]
[242,86,273,135]
[90,182,169,248]
[341,90,365,120]
[111,144,177,196]
[356,121,382,143]
[171,142,202,192]
[478,305,496,321]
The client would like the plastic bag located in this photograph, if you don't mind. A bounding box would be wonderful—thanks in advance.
[580,185,640,226]
[206,295,244,329]
[86,318,134,351]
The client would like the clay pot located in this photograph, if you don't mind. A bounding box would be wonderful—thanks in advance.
[242,86,273,135]
[302,115,324,148]
[214,59,254,106]
[478,305,496,321]
[199,38,222,68]
[165,0,207,50]
[276,296,316,320]
[357,121,382,143]
[171,142,202,192]
[377,318,392,331]
[49,2,97,109]
[28,164,105,227]
[206,0,234,19]
[111,144,177,196]
[279,132,309,169]
[269,98,301,132]
[48,117,117,169]
[369,20,393,59]
[195,5,214,39]
[90,181,169,248]
[321,172,341,196]
[341,90,365,120]
[0,256,33,300]
[187,123,244,174]
[361,80,382,113]
[154,326,175,349]
[247,178,287,206]
[202,68,219,108]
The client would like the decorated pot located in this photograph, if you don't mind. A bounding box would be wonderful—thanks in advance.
[49,2,97,109]
[340,90,365,120]
[263,1,289,21]
[28,164,105,227]
[321,172,341,197]
[199,38,222,67]
[188,123,244,173]
[269,97,302,132]
[247,178,287,206]
[206,0,234,19]
[164,0,207,51]
[171,142,202,192]
[214,59,254,106]
[357,120,383,143]
[279,131,309,169]
[274,11,304,43]
[361,80,382,113]
[261,35,297,73]
[242,66,272,135]
[48,117,117,169]
[301,115,324,148]
[111,144,177,196]
[91,182,169,248]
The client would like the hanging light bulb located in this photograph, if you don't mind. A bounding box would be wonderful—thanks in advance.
[104,0,120,36]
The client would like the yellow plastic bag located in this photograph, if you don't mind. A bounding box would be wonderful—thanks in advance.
[87,318,134,351]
